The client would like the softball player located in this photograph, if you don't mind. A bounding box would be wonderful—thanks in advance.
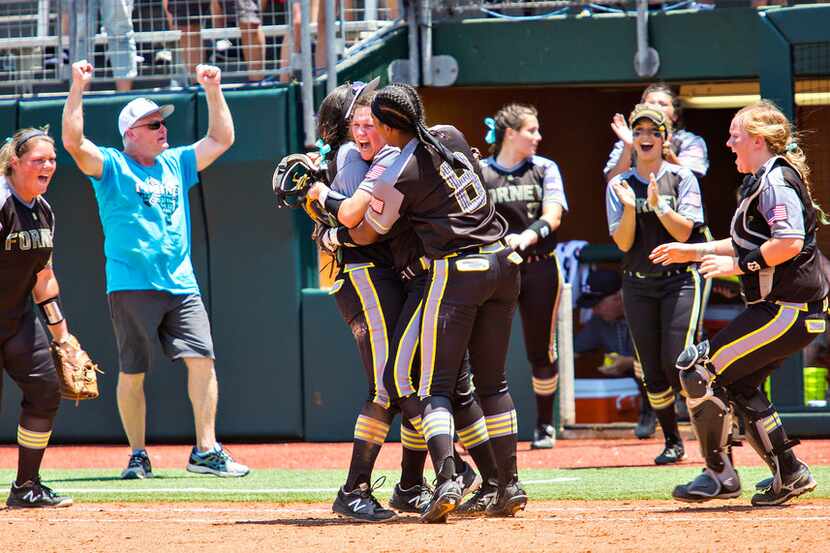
[0,129,72,508]
[606,104,707,465]
[605,83,709,182]
[652,100,825,506]
[309,81,414,522]
[316,87,495,512]
[331,84,526,522]
[480,104,567,450]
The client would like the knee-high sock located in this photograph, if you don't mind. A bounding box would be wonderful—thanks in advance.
[399,418,427,489]
[531,365,558,427]
[478,392,518,487]
[16,414,53,485]
[422,396,455,484]
[453,397,497,484]
[345,402,392,491]
[648,387,681,444]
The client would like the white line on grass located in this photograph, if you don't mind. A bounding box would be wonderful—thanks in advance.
[59,478,580,495]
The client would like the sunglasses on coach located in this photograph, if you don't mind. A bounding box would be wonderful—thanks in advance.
[132,121,166,131]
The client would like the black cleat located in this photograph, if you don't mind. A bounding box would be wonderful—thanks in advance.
[420,478,462,523]
[121,450,153,480]
[389,480,432,513]
[456,479,497,517]
[485,481,528,517]
[751,463,817,507]
[6,478,73,509]
[530,424,555,449]
[458,461,482,497]
[332,479,397,522]
[634,409,657,439]
[672,469,741,503]
[655,442,685,465]
[755,476,774,491]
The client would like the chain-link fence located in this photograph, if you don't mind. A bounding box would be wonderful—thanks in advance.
[0,0,401,93]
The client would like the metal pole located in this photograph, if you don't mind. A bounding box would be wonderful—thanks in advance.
[406,0,419,86]
[558,283,576,427]
[325,0,337,94]
[365,0,378,21]
[419,0,432,86]
[300,0,316,147]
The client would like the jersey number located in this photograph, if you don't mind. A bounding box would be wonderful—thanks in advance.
[439,156,486,215]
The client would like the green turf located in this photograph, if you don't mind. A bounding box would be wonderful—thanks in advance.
[4,466,828,503]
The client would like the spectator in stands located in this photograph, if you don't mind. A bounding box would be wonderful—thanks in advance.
[213,0,266,82]
[604,83,709,182]
[71,0,138,91]
[574,268,657,439]
[163,0,266,83]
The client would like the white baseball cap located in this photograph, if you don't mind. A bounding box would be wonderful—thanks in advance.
[118,98,175,136]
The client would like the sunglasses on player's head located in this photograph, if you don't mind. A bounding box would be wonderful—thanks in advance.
[133,121,165,131]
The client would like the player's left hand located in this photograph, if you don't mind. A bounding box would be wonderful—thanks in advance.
[504,233,521,250]
[700,254,740,279]
[515,229,538,251]
[647,172,659,209]
[196,64,222,87]
[650,242,697,265]
[308,182,325,202]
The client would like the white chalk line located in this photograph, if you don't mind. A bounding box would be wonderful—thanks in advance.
[54,477,579,495]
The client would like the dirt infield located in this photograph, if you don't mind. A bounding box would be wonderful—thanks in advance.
[2,439,830,552]
[2,436,830,470]
[3,499,830,553]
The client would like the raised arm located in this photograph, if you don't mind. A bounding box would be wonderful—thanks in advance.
[62,60,104,178]
[193,64,235,172]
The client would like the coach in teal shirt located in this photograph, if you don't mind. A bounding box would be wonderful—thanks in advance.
[62,60,250,480]
[91,145,199,293]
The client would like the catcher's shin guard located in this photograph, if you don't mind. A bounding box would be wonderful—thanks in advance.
[673,342,740,501]
[732,389,803,499]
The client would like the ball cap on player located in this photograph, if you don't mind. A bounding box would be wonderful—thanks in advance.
[628,103,670,138]
[118,98,175,136]
[577,269,623,309]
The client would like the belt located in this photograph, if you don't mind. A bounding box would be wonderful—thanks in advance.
[440,239,509,260]
[400,256,431,282]
[773,297,830,314]
[623,268,688,279]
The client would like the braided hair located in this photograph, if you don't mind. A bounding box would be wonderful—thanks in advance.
[371,84,458,167]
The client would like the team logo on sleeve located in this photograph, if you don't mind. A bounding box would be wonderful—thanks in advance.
[370,195,385,214]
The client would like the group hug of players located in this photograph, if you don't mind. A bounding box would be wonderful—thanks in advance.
[282,78,824,522]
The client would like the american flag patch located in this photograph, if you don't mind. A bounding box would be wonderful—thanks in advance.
[766,204,788,224]
[370,196,385,214]
[365,163,386,180]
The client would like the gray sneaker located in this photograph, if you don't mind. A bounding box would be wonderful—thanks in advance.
[531,424,555,450]
[751,463,817,506]
[121,450,153,480]
[186,444,250,477]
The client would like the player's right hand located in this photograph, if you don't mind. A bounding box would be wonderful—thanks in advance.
[71,60,93,86]
[649,242,697,265]
[610,113,633,146]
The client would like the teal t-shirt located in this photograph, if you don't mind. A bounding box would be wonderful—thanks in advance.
[90,146,200,294]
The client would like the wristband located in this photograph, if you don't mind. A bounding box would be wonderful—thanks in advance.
[336,226,357,248]
[317,184,330,208]
[655,198,671,216]
[527,219,552,239]
[738,248,769,273]
[38,296,64,326]
[323,194,344,218]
